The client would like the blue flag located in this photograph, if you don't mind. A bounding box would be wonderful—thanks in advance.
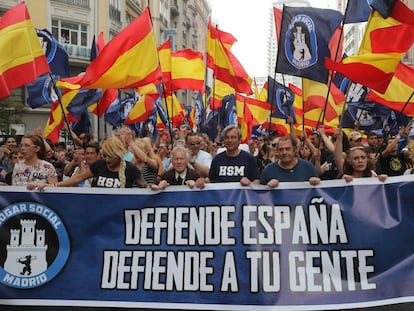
[26,74,59,108]
[220,94,237,129]
[276,6,343,83]
[71,110,91,136]
[344,0,371,23]
[104,92,136,128]
[26,29,69,108]
[267,76,297,123]
[37,29,69,76]
[370,0,397,18]
[342,101,409,134]
[67,89,103,118]
[90,35,99,61]
[104,98,122,128]
[193,91,205,132]
[342,102,385,130]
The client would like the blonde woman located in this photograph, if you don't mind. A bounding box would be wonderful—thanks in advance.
[37,137,146,189]
[126,134,161,185]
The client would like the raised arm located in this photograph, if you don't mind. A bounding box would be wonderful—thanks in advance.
[333,129,345,177]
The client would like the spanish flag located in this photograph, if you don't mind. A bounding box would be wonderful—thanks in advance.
[0,3,49,99]
[367,62,414,116]
[43,89,78,143]
[302,78,344,122]
[58,8,162,90]
[158,39,172,90]
[206,21,252,95]
[326,0,414,93]
[171,49,205,92]
[125,94,154,124]
[235,94,257,143]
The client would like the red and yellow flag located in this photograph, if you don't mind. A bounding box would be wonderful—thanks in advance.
[171,49,205,92]
[125,94,154,124]
[89,89,119,117]
[367,62,414,116]
[206,21,252,95]
[44,89,78,143]
[58,8,161,90]
[0,2,49,99]
[158,39,172,90]
[209,79,235,110]
[235,95,255,143]
[163,93,186,127]
[326,1,414,93]
[291,83,339,135]
[302,78,344,122]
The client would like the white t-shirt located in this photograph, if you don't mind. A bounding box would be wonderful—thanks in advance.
[216,143,250,154]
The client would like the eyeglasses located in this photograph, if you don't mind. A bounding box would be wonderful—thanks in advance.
[189,141,201,146]
[19,143,37,148]
[270,143,278,148]
[352,138,362,142]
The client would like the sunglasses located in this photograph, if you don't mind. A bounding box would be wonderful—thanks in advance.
[189,141,201,146]
[270,143,278,147]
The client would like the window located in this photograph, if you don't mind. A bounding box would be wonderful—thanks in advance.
[109,0,121,21]
[52,19,88,47]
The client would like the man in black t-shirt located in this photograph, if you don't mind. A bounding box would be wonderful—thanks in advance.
[208,125,260,185]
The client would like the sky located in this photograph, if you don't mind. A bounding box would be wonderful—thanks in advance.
[208,0,331,78]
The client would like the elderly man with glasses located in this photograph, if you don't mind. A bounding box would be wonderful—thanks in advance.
[185,132,212,178]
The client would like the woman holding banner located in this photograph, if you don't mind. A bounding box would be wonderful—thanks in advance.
[36,137,146,189]
[334,129,387,183]
[13,135,58,189]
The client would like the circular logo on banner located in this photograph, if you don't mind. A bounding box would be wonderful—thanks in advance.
[0,202,70,289]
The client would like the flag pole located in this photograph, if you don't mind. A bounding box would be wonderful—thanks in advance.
[301,78,305,133]
[96,97,101,142]
[398,91,414,117]
[319,2,349,127]
[161,84,173,143]
[48,72,77,147]
[270,4,284,137]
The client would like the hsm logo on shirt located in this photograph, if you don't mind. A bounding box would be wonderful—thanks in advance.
[219,166,245,176]
[0,202,70,289]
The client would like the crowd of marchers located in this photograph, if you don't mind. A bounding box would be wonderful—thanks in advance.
[0,119,413,191]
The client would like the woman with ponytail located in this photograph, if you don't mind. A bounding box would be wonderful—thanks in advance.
[36,137,146,190]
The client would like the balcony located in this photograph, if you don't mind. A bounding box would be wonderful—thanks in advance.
[109,5,121,22]
[61,43,91,61]
[52,0,90,8]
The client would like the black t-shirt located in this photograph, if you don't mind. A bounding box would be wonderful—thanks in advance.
[89,160,141,188]
[209,150,260,183]
[378,154,408,176]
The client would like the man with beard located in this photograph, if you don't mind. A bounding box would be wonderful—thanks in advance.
[260,136,320,188]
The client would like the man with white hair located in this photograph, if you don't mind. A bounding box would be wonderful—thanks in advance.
[151,146,205,190]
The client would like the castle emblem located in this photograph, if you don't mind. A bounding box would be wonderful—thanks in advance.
[4,219,48,276]
[0,202,70,289]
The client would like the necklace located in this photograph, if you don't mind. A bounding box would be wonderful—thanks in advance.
[278,159,298,172]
